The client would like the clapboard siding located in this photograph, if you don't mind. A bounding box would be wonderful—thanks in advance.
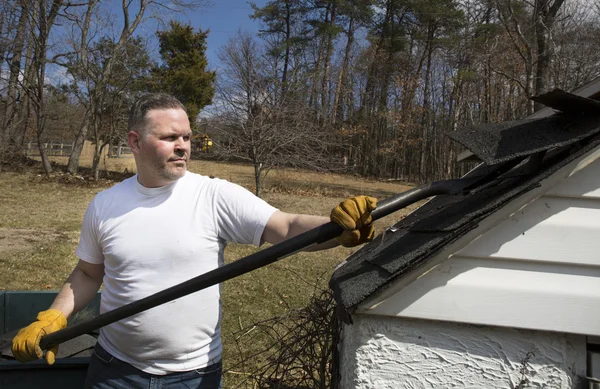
[362,256,600,336]
[454,195,600,266]
[358,148,600,336]
[456,157,600,267]
[546,156,600,198]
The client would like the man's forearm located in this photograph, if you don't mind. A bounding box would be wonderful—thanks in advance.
[284,214,339,251]
[50,261,104,318]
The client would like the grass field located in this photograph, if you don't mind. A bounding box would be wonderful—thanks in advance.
[0,156,417,387]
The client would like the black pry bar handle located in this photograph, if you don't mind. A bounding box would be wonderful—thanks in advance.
[39,177,476,350]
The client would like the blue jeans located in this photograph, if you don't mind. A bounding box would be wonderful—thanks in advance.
[84,343,222,389]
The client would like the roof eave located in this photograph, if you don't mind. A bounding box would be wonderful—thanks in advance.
[331,135,600,317]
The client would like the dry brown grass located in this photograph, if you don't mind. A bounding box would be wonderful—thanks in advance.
[47,154,413,197]
[1,156,418,387]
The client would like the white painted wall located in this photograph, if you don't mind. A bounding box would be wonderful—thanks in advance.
[340,315,586,389]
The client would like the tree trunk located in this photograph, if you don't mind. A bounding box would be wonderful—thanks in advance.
[67,110,90,174]
[310,27,325,111]
[13,20,37,155]
[281,0,291,93]
[332,13,354,124]
[2,0,29,147]
[91,135,109,181]
[254,162,262,197]
[92,150,101,181]
[419,35,434,182]
[87,0,147,181]
[525,62,534,115]
[32,0,63,176]
[320,2,336,119]
[0,3,11,68]
[37,139,53,175]
[533,0,565,110]
[66,0,97,175]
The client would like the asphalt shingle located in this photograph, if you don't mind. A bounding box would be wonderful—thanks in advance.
[330,88,600,320]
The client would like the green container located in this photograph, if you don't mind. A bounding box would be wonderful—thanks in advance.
[0,291,101,389]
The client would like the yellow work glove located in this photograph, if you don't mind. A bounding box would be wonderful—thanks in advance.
[12,308,67,365]
[331,195,377,247]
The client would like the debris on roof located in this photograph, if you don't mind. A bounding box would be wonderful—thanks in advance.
[448,91,600,165]
[531,89,600,116]
[330,88,600,322]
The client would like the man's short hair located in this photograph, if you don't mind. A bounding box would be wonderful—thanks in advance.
[128,93,187,135]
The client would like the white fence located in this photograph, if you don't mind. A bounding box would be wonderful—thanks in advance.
[26,142,132,158]
[26,141,73,156]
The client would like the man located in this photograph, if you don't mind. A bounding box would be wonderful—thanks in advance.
[12,93,377,388]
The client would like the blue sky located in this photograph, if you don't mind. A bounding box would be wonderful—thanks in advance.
[179,0,267,71]
[44,1,267,86]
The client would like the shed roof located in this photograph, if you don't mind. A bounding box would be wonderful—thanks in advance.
[329,84,600,321]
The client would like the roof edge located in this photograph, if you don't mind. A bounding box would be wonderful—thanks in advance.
[355,140,600,314]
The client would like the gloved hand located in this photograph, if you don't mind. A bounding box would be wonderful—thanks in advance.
[12,308,67,365]
[331,195,377,247]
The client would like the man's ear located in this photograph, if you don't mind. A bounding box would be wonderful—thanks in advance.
[127,131,142,155]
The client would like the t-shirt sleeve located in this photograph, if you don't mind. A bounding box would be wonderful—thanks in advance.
[75,198,105,264]
[214,181,278,246]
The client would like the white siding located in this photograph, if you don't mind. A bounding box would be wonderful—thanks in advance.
[453,196,600,266]
[340,315,586,389]
[546,156,600,198]
[363,256,600,336]
[456,156,600,268]
[342,80,600,389]
[357,149,600,336]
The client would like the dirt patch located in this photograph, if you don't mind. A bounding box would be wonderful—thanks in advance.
[0,228,75,256]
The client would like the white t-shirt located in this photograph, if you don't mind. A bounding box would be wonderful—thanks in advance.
[76,172,278,374]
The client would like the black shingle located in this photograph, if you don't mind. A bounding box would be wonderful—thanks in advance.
[330,88,600,320]
[448,115,600,165]
[531,89,600,116]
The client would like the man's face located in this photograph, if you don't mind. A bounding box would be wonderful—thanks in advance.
[130,108,192,188]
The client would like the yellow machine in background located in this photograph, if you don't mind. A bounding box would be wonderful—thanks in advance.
[192,133,213,152]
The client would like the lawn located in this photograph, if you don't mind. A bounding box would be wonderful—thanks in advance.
[0,155,417,387]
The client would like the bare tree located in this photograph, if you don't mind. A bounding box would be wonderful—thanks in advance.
[495,0,566,113]
[331,0,372,124]
[251,0,308,97]
[533,0,566,108]
[495,0,536,114]
[62,0,100,175]
[551,0,600,91]
[25,0,65,175]
[213,31,336,197]
[1,0,30,159]
[0,1,19,72]
[61,0,148,179]
[2,0,595,186]
[61,0,211,177]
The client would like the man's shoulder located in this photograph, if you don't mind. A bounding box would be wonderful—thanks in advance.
[183,172,255,199]
[91,176,135,204]
[183,171,228,189]
[104,175,135,192]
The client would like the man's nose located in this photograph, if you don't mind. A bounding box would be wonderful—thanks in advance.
[174,137,186,150]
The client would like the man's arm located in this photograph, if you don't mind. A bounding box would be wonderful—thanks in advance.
[50,259,105,318]
[12,259,104,364]
[262,211,338,251]
[261,196,378,250]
